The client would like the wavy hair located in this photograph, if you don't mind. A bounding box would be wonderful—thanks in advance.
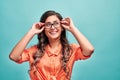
[32,10,72,79]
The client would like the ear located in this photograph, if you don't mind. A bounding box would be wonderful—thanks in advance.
[61,26,65,31]
[62,28,63,31]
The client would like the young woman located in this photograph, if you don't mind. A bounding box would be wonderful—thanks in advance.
[9,10,94,80]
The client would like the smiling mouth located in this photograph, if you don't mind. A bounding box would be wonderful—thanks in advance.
[49,31,58,35]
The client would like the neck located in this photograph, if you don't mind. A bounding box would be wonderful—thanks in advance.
[48,38,61,49]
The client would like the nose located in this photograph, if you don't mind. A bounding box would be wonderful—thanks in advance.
[51,24,55,29]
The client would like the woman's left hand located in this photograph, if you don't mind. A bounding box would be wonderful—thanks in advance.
[61,17,75,32]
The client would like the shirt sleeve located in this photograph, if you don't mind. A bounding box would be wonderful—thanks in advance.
[72,44,91,61]
[16,49,30,64]
[16,45,37,64]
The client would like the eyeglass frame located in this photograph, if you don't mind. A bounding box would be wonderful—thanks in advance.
[44,21,61,29]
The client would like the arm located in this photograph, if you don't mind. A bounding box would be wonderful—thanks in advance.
[9,22,44,61]
[61,18,94,56]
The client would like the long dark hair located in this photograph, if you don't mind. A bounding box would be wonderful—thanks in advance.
[33,10,72,79]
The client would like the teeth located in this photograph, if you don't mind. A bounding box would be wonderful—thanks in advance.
[50,31,57,34]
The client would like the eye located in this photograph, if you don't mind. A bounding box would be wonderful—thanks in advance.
[53,21,59,26]
[45,23,51,27]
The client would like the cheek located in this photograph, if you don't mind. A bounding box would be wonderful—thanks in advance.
[60,25,64,31]
[44,29,49,37]
[44,27,63,37]
[60,27,64,33]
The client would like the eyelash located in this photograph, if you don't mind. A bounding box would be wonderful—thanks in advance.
[45,22,59,26]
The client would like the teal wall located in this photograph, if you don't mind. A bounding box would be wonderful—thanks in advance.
[0,0,120,80]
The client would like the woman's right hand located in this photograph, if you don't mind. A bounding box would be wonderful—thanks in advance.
[30,22,45,34]
[9,22,45,62]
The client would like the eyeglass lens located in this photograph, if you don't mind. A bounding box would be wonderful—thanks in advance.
[45,21,60,28]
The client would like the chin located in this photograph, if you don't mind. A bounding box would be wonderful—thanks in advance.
[49,35,60,40]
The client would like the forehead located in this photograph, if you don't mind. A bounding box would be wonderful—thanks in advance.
[45,15,60,23]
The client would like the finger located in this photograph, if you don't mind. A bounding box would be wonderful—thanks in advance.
[35,23,44,29]
[60,20,69,26]
[41,26,44,30]
[61,19,69,23]
[64,17,70,25]
[35,23,40,29]
[61,18,70,25]
[61,23,68,28]
[39,22,45,27]
[39,26,44,32]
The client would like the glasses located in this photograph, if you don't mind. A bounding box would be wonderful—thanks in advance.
[44,21,60,29]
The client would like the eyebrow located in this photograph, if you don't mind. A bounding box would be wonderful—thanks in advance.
[45,20,59,23]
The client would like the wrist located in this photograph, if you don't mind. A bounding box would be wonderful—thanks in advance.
[28,29,36,36]
[70,26,78,33]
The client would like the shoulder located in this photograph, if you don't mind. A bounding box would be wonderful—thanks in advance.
[27,45,37,50]
[69,43,80,56]
[25,45,38,55]
[70,43,80,49]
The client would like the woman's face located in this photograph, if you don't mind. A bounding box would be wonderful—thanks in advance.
[44,15,63,40]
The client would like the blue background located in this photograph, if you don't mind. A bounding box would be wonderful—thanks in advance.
[0,0,120,80]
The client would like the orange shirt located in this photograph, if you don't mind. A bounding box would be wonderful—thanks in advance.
[16,44,91,80]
